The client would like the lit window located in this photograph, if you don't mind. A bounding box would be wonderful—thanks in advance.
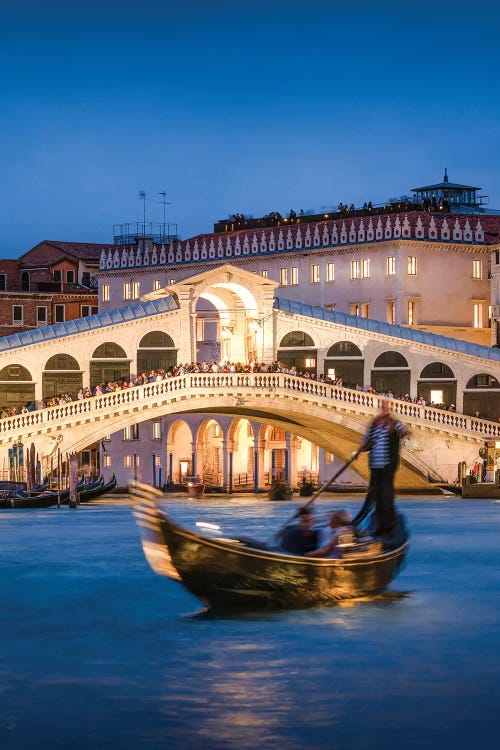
[326,263,335,282]
[13,305,23,325]
[103,455,111,468]
[213,424,221,437]
[473,303,483,328]
[153,279,162,291]
[386,300,396,324]
[408,300,416,325]
[124,455,140,468]
[362,259,370,278]
[37,306,47,325]
[430,390,444,405]
[55,305,65,323]
[408,256,417,275]
[325,452,334,463]
[168,278,175,285]
[279,267,288,286]
[311,264,320,283]
[305,357,316,368]
[123,424,139,440]
[350,303,360,316]
[154,455,161,467]
[152,421,161,440]
[133,282,140,299]
[387,257,396,276]
[123,282,132,300]
[290,267,299,285]
[351,260,361,279]
[472,260,482,279]
[260,269,268,278]
[101,284,110,303]
[326,368,336,380]
[361,303,370,318]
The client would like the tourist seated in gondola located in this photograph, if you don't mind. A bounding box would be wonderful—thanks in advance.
[279,507,319,555]
[305,510,356,558]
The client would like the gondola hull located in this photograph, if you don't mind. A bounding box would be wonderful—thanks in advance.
[133,484,409,611]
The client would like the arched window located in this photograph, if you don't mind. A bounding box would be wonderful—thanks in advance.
[92,343,127,359]
[374,351,408,368]
[91,343,130,388]
[327,341,362,357]
[45,354,80,370]
[420,363,455,378]
[279,331,315,347]
[139,331,175,348]
[466,374,500,389]
[137,330,177,374]
[43,354,82,399]
[0,365,35,410]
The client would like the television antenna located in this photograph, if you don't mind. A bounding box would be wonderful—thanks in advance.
[158,191,171,238]
[138,190,146,231]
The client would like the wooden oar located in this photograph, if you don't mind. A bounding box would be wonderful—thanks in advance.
[274,448,363,538]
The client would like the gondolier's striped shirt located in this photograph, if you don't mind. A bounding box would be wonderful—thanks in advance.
[367,421,406,469]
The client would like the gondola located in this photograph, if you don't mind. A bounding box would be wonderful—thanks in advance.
[78,473,116,502]
[0,491,61,509]
[131,482,409,611]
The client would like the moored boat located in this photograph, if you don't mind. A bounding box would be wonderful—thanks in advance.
[131,482,409,611]
[184,476,205,497]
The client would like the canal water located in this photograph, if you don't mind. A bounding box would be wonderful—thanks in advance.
[1,494,499,750]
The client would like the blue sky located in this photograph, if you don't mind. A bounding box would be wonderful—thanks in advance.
[1,0,500,256]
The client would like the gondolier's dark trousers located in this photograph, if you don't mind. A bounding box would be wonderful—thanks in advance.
[368,467,396,536]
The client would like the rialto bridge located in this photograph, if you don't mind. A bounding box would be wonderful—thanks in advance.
[0,265,498,488]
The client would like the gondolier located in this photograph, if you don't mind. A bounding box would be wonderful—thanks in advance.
[358,399,410,537]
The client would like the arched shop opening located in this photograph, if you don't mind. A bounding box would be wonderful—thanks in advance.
[196,418,224,487]
[324,341,363,387]
[417,362,457,407]
[165,420,194,486]
[228,418,255,488]
[277,331,317,375]
[90,342,130,388]
[43,354,82,400]
[463,374,500,421]
[0,365,35,411]
[371,351,410,396]
[137,332,177,375]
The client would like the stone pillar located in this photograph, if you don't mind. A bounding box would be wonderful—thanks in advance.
[222,439,229,490]
[286,433,298,488]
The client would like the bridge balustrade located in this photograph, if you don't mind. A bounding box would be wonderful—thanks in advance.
[0,373,498,442]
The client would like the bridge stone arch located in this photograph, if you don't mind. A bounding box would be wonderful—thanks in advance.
[418,362,457,407]
[0,364,35,411]
[90,342,130,387]
[43,354,82,400]
[171,265,278,364]
[324,340,364,387]
[370,349,411,396]
[464,373,500,420]
[137,331,177,375]
[277,329,318,374]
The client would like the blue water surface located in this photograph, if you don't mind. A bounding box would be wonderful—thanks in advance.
[1,495,499,750]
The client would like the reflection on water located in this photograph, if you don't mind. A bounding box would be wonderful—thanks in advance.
[1,495,500,749]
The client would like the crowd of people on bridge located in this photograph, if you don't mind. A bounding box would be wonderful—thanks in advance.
[0,358,468,420]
